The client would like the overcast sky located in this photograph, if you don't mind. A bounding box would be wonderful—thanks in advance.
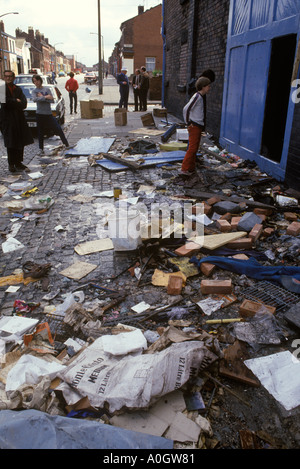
[1,0,162,67]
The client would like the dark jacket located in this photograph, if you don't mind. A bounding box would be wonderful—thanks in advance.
[140,72,149,92]
[0,84,33,149]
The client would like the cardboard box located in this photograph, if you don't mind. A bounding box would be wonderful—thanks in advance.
[80,100,91,119]
[114,108,127,126]
[90,99,104,110]
[153,107,167,117]
[80,100,103,119]
[141,112,155,127]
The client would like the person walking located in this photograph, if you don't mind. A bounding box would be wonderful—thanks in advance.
[0,70,33,172]
[65,72,79,114]
[140,66,149,111]
[132,68,142,111]
[31,74,69,154]
[180,76,211,176]
[117,67,129,110]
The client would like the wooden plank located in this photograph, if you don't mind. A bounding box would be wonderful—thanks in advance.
[188,231,247,250]
[101,153,141,170]
[185,189,275,210]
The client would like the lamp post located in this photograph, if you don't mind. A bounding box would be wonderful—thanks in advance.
[0,12,19,78]
[97,0,103,94]
[53,42,63,76]
[90,32,104,79]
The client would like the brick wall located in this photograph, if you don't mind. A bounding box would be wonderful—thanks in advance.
[133,5,163,71]
[164,0,230,138]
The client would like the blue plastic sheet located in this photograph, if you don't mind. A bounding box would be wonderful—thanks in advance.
[96,151,186,172]
[0,409,173,449]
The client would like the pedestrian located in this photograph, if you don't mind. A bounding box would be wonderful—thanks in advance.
[117,67,129,109]
[51,71,57,84]
[65,72,79,114]
[132,69,142,111]
[140,66,149,111]
[31,74,69,154]
[180,76,211,176]
[0,70,33,173]
[188,69,215,97]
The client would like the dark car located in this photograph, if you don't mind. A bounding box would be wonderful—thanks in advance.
[18,83,66,130]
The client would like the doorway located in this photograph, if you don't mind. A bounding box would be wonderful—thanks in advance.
[260,34,297,162]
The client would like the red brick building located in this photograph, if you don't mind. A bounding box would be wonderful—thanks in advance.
[109,5,163,77]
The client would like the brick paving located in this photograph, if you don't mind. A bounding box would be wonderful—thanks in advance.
[0,79,175,310]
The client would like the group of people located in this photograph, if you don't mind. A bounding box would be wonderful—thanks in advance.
[117,66,149,111]
[0,65,215,178]
[0,70,70,172]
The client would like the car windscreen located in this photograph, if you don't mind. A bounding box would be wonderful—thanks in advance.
[20,86,58,103]
[15,76,50,84]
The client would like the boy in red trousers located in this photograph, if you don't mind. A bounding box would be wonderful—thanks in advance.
[180,76,211,176]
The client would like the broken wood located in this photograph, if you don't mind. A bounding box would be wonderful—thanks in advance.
[185,189,275,210]
[101,152,140,170]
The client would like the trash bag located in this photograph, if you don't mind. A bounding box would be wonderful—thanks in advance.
[124,139,158,155]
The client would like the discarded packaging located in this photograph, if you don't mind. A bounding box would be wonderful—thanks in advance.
[57,333,218,412]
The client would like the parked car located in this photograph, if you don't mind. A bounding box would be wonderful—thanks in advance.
[14,74,52,85]
[84,72,97,84]
[18,83,66,131]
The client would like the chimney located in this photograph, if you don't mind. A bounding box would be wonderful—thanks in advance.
[28,27,34,39]
[138,5,144,15]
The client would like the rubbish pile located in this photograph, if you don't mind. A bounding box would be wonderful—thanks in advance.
[0,113,300,450]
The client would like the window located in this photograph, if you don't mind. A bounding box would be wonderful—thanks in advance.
[145,57,156,72]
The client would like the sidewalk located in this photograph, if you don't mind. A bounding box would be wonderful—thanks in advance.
[89,75,161,107]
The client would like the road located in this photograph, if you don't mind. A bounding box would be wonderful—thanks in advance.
[55,73,100,123]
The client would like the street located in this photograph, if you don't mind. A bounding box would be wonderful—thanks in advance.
[0,80,299,450]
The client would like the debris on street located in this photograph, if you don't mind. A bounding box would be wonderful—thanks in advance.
[0,106,299,450]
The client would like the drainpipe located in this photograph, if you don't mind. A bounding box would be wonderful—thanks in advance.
[186,0,199,98]
[161,0,166,107]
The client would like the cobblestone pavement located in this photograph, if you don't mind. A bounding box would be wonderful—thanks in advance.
[1,88,300,449]
[0,104,177,309]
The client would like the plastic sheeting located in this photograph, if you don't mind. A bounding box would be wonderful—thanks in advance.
[0,409,173,449]
[96,151,186,172]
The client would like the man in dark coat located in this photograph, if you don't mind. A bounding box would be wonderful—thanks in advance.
[0,70,33,172]
[140,66,150,111]
[117,67,129,110]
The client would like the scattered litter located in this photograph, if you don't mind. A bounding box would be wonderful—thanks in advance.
[59,261,98,280]
[2,237,25,253]
[244,351,300,411]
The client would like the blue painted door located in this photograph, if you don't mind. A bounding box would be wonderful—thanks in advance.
[220,0,300,180]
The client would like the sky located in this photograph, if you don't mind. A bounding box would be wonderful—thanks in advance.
[1,0,162,67]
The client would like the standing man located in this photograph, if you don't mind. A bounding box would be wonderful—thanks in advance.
[180,77,211,176]
[65,72,79,114]
[32,74,69,154]
[0,70,33,173]
[132,69,142,111]
[140,66,149,111]
[117,67,129,110]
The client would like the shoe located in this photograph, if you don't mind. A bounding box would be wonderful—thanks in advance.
[179,169,196,177]
[15,163,30,172]
[38,150,45,156]
[9,165,16,173]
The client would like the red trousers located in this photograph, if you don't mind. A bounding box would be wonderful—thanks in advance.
[181,123,203,172]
